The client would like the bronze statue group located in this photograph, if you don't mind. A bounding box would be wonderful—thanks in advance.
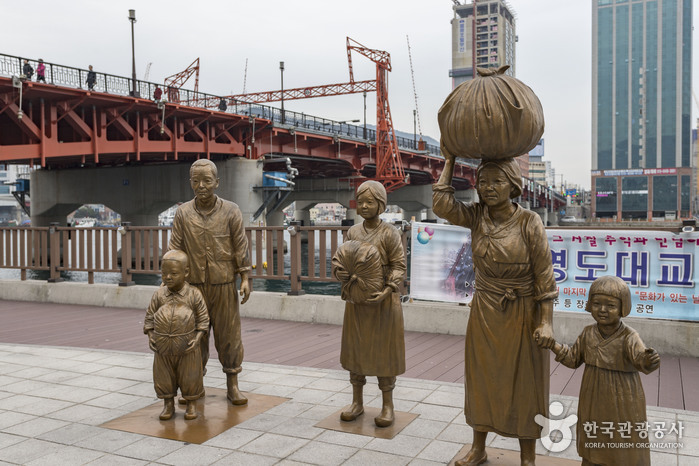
[145,69,659,466]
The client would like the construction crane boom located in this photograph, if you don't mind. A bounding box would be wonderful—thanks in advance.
[164,58,200,103]
[406,35,422,139]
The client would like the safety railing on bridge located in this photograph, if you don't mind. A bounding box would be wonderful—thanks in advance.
[0,224,410,295]
[1,52,450,160]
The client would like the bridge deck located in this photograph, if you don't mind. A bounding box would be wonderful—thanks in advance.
[0,299,695,412]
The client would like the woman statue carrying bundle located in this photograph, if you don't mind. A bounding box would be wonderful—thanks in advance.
[433,66,557,465]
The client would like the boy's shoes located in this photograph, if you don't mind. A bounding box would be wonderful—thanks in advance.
[159,398,175,420]
[184,401,198,420]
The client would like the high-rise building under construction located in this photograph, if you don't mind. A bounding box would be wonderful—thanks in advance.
[449,0,517,88]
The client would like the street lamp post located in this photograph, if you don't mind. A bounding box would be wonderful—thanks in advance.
[363,91,367,140]
[279,61,285,124]
[128,9,138,97]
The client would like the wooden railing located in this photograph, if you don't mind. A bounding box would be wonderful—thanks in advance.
[0,223,411,295]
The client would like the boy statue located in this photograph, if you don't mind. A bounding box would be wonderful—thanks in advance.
[144,250,209,420]
[169,159,252,405]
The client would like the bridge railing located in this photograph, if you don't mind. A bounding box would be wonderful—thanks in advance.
[0,224,410,295]
[1,52,451,160]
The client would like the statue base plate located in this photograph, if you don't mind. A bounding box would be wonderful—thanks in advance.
[315,406,418,440]
[101,388,288,444]
[449,444,579,465]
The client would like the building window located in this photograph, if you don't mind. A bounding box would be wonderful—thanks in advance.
[595,177,618,215]
[652,175,677,212]
[621,176,648,218]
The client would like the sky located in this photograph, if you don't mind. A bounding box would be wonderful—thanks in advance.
[3,0,698,189]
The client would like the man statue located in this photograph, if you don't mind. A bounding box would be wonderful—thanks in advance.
[169,159,251,405]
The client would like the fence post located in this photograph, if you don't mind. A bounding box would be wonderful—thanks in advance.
[47,222,63,282]
[119,222,135,286]
[287,222,305,296]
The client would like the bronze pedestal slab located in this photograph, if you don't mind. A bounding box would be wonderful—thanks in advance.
[449,444,579,465]
[315,406,418,440]
[101,388,288,444]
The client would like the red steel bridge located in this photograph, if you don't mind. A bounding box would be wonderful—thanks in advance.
[0,53,565,210]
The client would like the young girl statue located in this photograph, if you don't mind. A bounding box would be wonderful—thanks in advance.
[541,275,660,466]
[332,180,406,427]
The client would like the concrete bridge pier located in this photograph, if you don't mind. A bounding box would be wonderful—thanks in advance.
[30,158,264,227]
[265,210,285,227]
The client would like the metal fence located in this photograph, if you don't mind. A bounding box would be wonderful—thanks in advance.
[0,224,410,295]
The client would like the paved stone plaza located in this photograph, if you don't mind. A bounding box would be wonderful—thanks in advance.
[0,343,697,465]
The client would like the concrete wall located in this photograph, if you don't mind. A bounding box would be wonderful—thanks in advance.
[1,279,696,357]
[30,158,266,227]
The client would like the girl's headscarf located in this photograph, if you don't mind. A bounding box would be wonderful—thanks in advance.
[476,157,523,199]
[356,180,387,213]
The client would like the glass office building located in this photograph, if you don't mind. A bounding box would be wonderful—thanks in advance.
[592,0,693,220]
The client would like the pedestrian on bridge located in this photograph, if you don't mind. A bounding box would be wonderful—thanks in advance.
[153,86,163,102]
[36,59,46,83]
[86,65,96,91]
[22,59,34,80]
[169,159,252,406]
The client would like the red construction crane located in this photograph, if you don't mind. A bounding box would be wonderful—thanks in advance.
[164,58,200,103]
[183,38,406,192]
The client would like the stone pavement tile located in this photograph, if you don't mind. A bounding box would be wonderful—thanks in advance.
[114,397,157,413]
[54,361,111,375]
[0,375,22,387]
[433,383,464,394]
[0,411,35,430]
[47,403,114,423]
[37,422,102,445]
[2,379,54,394]
[251,383,298,398]
[2,417,69,438]
[415,439,465,463]
[204,426,263,450]
[0,438,65,464]
[73,428,143,453]
[4,366,54,379]
[270,416,325,440]
[393,386,434,402]
[25,444,104,466]
[0,394,41,411]
[33,371,75,384]
[113,435,185,461]
[421,389,464,408]
[399,418,448,440]
[0,392,12,402]
[26,383,107,403]
[276,459,319,466]
[0,432,24,449]
[316,391,354,407]
[297,405,340,421]
[293,369,334,378]
[85,392,147,409]
[275,375,321,388]
[85,453,148,465]
[80,408,130,426]
[315,429,373,449]
[264,401,314,418]
[212,450,278,465]
[93,354,151,369]
[651,450,680,466]
[364,434,431,457]
[13,397,74,416]
[437,423,473,444]
[288,440,358,466]
[409,402,462,422]
[243,370,286,384]
[72,351,114,363]
[92,365,152,382]
[237,413,290,432]
[66,374,139,391]
[304,378,350,392]
[289,388,335,404]
[399,379,441,391]
[117,381,156,397]
[239,433,309,458]
[342,449,411,466]
[408,459,447,466]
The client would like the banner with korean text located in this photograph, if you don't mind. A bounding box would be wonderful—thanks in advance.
[409,223,699,321]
